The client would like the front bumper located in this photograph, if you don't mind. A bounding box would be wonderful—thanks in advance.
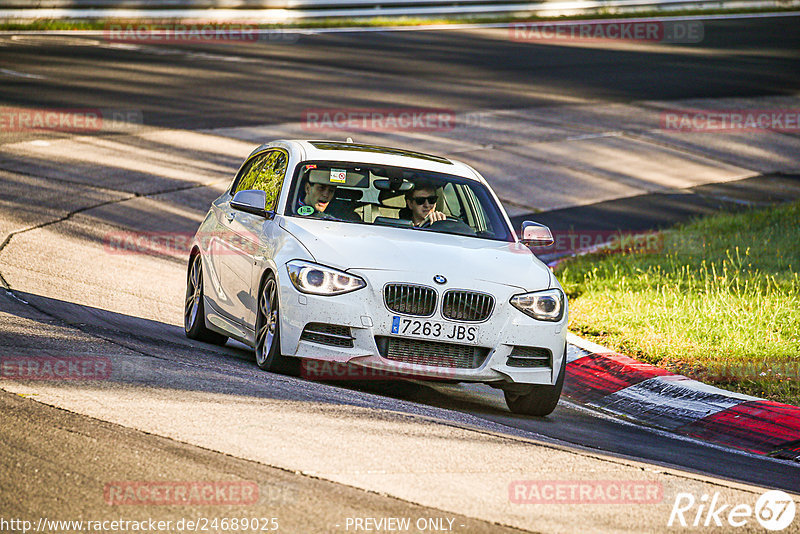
[278,268,567,385]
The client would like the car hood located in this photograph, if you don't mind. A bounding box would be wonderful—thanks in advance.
[279,217,551,291]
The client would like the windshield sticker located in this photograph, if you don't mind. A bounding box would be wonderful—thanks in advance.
[330,169,347,183]
[298,205,315,216]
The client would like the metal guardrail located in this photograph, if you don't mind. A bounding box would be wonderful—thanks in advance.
[0,0,795,19]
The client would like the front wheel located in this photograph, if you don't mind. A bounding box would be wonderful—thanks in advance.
[504,345,566,416]
[254,274,295,373]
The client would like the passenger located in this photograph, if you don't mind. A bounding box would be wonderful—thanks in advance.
[404,182,446,227]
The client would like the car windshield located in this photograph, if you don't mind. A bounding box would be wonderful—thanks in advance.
[285,161,514,242]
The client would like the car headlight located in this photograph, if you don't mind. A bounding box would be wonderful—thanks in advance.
[510,288,565,322]
[286,260,366,296]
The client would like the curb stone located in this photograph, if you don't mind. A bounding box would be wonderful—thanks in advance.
[565,333,800,461]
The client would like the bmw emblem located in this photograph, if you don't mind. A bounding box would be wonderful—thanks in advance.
[433,274,447,285]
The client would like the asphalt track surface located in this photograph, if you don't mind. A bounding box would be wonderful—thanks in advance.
[0,16,798,133]
[0,389,523,534]
[1,14,800,532]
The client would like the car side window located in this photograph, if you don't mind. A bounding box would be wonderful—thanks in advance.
[442,183,463,218]
[231,153,268,195]
[232,150,288,211]
[461,185,489,232]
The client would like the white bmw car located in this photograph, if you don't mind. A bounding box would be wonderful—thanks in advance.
[185,140,567,416]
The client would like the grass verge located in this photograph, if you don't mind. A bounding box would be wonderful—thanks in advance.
[557,201,800,406]
[0,6,798,31]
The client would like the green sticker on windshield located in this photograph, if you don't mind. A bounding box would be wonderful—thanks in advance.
[298,205,314,216]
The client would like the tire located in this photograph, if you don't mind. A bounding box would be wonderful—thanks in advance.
[184,253,229,345]
[504,344,567,416]
[254,273,295,373]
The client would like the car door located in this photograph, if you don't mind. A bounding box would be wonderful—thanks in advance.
[219,149,288,325]
[204,153,265,320]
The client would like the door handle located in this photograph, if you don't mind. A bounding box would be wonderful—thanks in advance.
[226,213,235,223]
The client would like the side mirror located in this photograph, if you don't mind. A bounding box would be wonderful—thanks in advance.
[520,221,554,247]
[230,190,272,218]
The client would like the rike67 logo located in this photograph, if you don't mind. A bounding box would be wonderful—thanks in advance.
[669,490,796,531]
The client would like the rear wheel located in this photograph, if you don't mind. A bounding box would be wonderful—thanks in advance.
[504,345,566,416]
[254,274,295,373]
[184,254,228,345]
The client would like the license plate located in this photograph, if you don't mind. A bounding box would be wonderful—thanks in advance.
[390,316,478,344]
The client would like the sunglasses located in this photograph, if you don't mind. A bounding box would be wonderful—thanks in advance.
[411,195,438,206]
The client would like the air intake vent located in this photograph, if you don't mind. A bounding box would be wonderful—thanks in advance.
[507,346,551,368]
[384,284,437,317]
[375,336,489,369]
[300,323,354,348]
[441,290,494,322]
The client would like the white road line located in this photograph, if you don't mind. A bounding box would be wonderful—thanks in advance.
[565,132,623,141]
[0,68,44,80]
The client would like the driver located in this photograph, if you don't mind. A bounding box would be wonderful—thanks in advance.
[405,181,446,227]
[297,172,337,216]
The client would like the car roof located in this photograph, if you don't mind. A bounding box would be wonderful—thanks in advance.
[258,140,483,182]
